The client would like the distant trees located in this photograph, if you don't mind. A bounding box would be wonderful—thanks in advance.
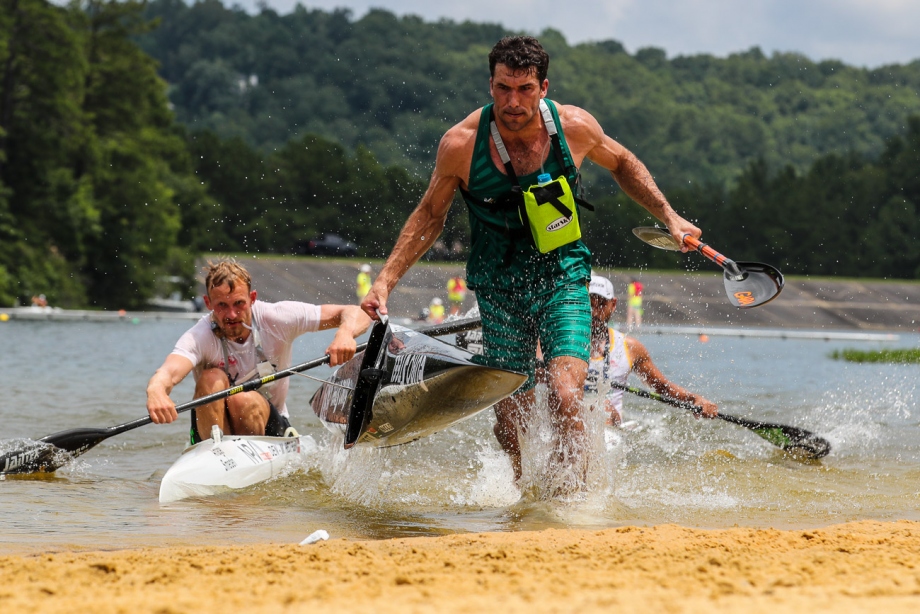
[137,0,920,190]
[0,0,207,308]
[2,0,920,310]
[585,116,920,279]
[185,130,429,257]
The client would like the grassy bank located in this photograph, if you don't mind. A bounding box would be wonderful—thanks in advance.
[830,348,920,363]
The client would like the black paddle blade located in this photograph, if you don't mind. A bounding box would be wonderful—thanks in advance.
[723,262,784,308]
[0,441,58,475]
[344,319,390,448]
[1,427,112,475]
[719,414,831,459]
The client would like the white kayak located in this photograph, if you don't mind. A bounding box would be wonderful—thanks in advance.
[158,427,317,503]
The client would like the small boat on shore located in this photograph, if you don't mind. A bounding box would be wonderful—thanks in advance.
[158,428,316,503]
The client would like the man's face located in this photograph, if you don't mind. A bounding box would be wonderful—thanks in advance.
[489,63,548,132]
[591,295,617,325]
[203,283,257,342]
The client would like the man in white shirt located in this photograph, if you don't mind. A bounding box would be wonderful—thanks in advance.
[587,274,717,425]
[146,261,370,443]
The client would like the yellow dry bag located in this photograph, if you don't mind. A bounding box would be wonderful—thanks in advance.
[520,173,581,253]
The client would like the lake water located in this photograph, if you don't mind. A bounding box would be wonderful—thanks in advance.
[1,317,918,554]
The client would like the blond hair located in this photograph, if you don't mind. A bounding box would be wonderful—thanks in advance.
[204,260,252,294]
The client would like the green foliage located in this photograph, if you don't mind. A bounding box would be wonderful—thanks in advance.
[137,1,920,189]
[0,0,202,308]
[187,130,428,257]
[5,0,920,311]
[830,348,920,363]
[673,115,920,279]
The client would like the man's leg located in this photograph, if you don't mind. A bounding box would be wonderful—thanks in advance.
[475,288,538,480]
[493,388,536,482]
[194,368,270,437]
[539,282,592,486]
[546,355,589,472]
[226,392,271,435]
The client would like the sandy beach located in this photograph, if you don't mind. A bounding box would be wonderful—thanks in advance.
[2,520,919,613]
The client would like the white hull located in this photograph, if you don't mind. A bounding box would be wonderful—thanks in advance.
[159,433,316,503]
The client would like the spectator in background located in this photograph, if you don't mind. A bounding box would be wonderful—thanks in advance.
[428,297,445,324]
[447,275,468,316]
[356,264,372,301]
[626,278,643,329]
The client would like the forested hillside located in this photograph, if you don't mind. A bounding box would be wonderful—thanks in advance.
[2,0,919,310]
[0,0,207,308]
[138,0,920,188]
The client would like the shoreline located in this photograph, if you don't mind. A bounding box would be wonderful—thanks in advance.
[3,520,919,613]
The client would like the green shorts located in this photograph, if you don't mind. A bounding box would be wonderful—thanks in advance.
[473,281,590,391]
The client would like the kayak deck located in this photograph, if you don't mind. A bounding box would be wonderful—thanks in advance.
[158,432,316,503]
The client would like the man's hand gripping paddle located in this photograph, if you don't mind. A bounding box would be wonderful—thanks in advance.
[632,227,784,308]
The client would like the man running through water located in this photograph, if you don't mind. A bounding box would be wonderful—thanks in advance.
[587,274,718,425]
[361,36,704,489]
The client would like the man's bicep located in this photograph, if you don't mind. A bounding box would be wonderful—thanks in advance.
[562,106,625,171]
[584,133,630,174]
[424,135,467,214]
[420,171,461,220]
[160,353,195,385]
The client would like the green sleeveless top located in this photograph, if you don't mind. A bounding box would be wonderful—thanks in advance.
[461,99,591,293]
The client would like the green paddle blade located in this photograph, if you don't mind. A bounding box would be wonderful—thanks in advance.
[721,415,831,459]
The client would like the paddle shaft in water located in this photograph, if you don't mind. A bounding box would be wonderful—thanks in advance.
[610,382,831,459]
[0,317,483,475]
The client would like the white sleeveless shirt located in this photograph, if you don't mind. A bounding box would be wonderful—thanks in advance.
[584,328,632,415]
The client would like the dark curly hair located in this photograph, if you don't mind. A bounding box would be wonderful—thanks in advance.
[489,36,550,82]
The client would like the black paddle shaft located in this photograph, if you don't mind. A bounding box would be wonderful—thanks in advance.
[610,382,831,459]
[0,316,483,475]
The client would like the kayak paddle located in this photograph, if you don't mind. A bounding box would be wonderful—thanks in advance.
[611,382,831,459]
[0,316,483,476]
[632,226,784,308]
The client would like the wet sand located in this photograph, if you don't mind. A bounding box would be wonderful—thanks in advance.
[3,520,919,613]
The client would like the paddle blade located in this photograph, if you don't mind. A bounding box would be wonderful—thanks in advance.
[719,414,831,459]
[40,427,111,454]
[724,262,784,308]
[1,426,116,475]
[632,226,682,250]
[344,319,390,448]
[0,441,58,475]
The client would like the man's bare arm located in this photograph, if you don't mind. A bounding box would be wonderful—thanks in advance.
[559,104,701,249]
[627,337,718,418]
[146,354,195,424]
[318,304,372,365]
[361,122,471,318]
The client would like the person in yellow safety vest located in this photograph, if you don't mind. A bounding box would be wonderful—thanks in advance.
[626,278,643,329]
[356,264,372,301]
[446,276,468,316]
[428,297,445,324]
